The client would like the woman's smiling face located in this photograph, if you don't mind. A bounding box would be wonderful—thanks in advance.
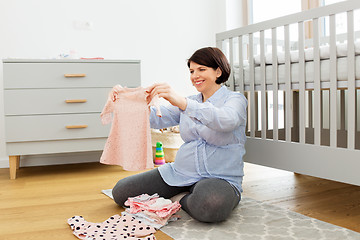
[189,61,221,100]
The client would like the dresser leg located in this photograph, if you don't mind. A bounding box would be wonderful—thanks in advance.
[9,156,20,180]
[17,156,20,169]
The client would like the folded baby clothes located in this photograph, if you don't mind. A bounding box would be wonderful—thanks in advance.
[67,213,156,240]
[100,85,161,171]
[124,194,181,229]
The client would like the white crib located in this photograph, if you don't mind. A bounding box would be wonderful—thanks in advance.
[216,0,360,186]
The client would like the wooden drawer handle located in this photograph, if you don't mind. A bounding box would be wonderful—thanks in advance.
[64,74,86,78]
[65,99,87,103]
[66,125,88,129]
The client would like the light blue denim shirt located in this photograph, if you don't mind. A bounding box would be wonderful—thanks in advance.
[149,86,247,192]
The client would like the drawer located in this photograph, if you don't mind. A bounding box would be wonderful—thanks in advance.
[6,138,108,156]
[3,62,140,89]
[5,113,111,142]
[4,88,111,115]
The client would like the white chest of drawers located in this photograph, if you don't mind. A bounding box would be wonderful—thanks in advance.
[2,59,141,179]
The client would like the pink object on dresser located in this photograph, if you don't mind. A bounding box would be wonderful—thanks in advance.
[100,85,161,171]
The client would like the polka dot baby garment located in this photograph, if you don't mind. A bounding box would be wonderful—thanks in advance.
[67,213,156,240]
[100,85,161,171]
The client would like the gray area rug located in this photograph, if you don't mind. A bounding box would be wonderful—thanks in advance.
[101,190,360,240]
[160,197,360,240]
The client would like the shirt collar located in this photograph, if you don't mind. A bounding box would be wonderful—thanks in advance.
[195,86,227,103]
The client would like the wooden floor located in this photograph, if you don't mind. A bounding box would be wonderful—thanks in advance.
[0,162,359,240]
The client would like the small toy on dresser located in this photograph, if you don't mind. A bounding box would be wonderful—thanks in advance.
[154,142,165,165]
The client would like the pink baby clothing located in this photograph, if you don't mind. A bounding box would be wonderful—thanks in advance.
[125,194,181,218]
[100,85,161,171]
[124,194,181,228]
[67,213,156,240]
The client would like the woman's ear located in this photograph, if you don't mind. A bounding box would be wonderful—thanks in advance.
[216,68,222,78]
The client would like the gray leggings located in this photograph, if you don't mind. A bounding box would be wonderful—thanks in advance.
[112,168,241,223]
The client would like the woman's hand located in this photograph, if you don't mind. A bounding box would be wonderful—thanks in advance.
[148,83,187,111]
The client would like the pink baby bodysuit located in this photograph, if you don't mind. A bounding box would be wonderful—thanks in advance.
[67,213,156,240]
[100,85,161,171]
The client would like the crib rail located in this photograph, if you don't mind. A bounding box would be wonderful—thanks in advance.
[216,0,360,186]
[217,0,360,42]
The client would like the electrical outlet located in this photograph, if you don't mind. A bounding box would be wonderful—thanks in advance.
[73,21,93,30]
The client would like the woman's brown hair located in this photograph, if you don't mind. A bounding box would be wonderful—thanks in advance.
[187,47,231,84]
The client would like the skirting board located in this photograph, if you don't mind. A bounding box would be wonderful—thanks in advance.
[0,151,102,168]
[244,138,360,186]
[0,156,9,168]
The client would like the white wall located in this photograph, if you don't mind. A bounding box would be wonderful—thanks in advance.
[226,0,248,30]
[0,0,226,168]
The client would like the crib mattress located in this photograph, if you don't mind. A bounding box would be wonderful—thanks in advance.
[253,41,360,65]
[234,55,360,88]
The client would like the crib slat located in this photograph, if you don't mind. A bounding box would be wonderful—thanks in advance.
[272,27,279,141]
[340,90,346,131]
[347,10,356,149]
[254,92,259,133]
[238,36,245,94]
[313,18,321,146]
[298,21,306,144]
[249,33,256,138]
[284,24,292,142]
[329,14,337,148]
[228,38,235,91]
[260,31,267,139]
[308,92,313,129]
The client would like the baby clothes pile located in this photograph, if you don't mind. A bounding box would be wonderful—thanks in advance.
[68,193,181,240]
[124,193,181,229]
